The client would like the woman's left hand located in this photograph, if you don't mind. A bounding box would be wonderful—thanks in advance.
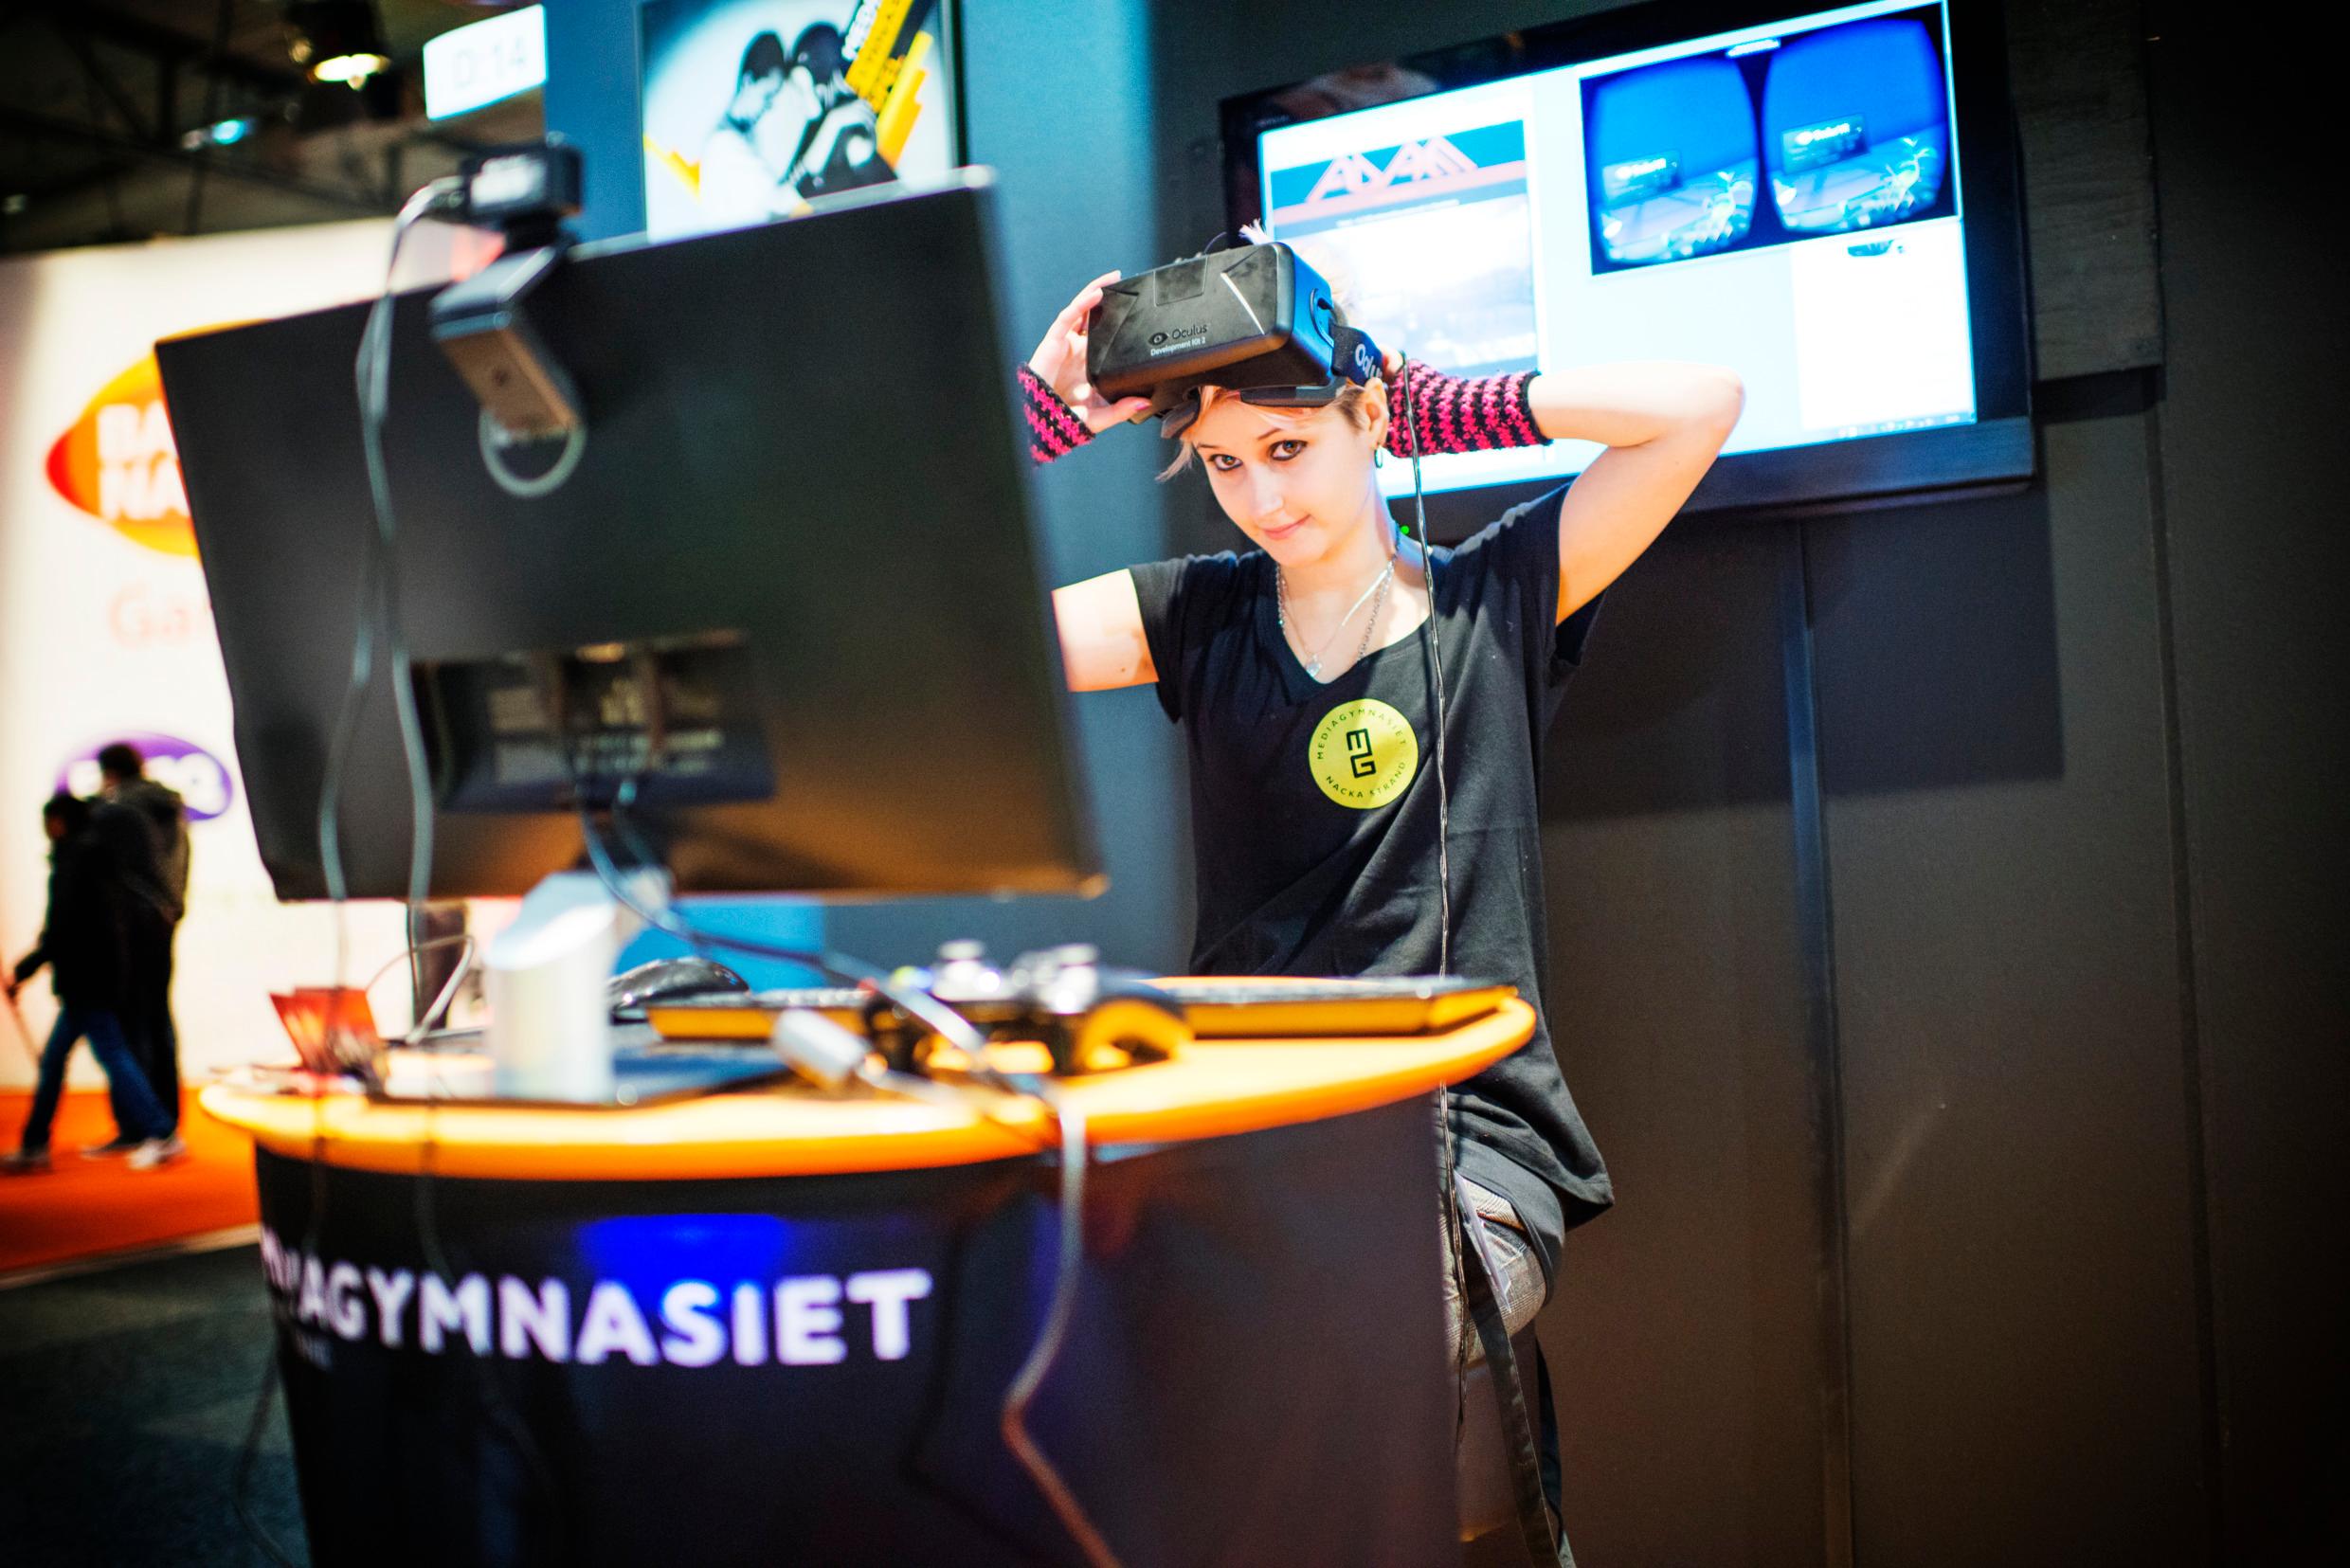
[1029,271,1154,432]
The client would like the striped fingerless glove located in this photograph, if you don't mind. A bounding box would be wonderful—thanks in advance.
[1019,364,1095,465]
[1019,357,1541,463]
[1384,359,1543,458]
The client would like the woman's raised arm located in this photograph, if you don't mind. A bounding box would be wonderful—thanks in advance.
[1529,364,1744,622]
[1022,272,1159,690]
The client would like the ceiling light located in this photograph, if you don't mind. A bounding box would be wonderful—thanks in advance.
[180,116,257,151]
[287,2,392,87]
[313,51,391,86]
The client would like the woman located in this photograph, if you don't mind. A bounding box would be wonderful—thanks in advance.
[3,794,182,1174]
[1021,258,1744,1523]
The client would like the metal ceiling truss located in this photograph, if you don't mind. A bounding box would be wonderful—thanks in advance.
[5,0,407,225]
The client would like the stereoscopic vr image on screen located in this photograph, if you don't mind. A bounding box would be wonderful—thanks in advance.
[1229,0,2029,511]
[1583,9,1953,270]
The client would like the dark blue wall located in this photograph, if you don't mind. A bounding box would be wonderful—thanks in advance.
[543,1,1187,974]
[541,1,649,243]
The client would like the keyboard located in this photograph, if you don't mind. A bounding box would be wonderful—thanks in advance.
[644,975,1514,1042]
[1148,976,1515,1037]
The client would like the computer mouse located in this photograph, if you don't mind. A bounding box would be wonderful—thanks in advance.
[607,956,752,1019]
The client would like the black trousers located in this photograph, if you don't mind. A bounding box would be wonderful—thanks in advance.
[108,918,179,1135]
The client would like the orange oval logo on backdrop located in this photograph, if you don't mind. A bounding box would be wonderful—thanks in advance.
[45,354,196,558]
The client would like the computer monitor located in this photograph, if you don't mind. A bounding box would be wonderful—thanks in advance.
[1221,0,2032,531]
[157,172,1101,904]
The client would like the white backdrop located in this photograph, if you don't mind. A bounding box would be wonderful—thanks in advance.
[0,220,481,1091]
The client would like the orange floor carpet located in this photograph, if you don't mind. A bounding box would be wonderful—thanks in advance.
[0,1089,257,1276]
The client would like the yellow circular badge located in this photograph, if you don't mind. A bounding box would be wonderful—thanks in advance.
[1308,699,1419,809]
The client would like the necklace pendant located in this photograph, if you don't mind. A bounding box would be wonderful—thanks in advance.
[1304,657,1323,677]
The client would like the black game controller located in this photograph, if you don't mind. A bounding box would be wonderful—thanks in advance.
[865,941,1189,1077]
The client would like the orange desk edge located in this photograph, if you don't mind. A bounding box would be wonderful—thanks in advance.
[198,998,1536,1181]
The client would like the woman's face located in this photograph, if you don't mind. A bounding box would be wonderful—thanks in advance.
[1186,391,1386,565]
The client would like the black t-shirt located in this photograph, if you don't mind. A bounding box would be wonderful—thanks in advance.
[1129,484,1612,1280]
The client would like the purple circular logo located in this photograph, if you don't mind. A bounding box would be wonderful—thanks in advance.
[55,732,236,823]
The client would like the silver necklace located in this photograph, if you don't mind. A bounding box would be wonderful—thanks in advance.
[1277,554,1395,678]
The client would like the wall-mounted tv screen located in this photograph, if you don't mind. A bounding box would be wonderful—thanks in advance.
[1222,0,2032,522]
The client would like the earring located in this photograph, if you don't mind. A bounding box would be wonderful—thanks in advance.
[1374,447,1385,468]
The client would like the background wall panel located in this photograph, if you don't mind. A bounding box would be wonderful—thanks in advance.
[1815,401,2208,1566]
[1539,516,1828,1567]
[2146,10,2350,1560]
[530,3,2348,1559]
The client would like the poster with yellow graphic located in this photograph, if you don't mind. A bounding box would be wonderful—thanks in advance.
[641,0,960,241]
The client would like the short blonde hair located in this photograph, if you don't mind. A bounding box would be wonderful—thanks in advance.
[1158,378,1383,480]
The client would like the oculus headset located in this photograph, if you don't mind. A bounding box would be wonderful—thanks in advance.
[1085,242,1383,438]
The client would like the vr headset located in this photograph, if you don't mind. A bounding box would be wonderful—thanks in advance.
[1085,242,1383,439]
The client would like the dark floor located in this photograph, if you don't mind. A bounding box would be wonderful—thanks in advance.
[0,1245,310,1567]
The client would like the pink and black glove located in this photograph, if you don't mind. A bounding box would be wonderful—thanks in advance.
[1022,356,1544,464]
[1019,364,1096,466]
[1383,359,1543,458]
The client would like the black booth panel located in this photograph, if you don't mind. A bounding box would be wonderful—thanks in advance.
[1537,517,1831,1568]
[2146,17,2350,1562]
[1812,405,2208,1567]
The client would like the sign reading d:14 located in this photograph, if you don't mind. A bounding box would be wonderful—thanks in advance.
[424,4,546,121]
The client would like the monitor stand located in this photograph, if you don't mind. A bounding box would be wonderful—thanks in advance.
[486,869,666,1101]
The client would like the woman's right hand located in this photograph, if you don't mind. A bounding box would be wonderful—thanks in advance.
[1028,271,1154,432]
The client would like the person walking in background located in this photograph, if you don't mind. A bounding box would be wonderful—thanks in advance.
[3,794,182,1174]
[89,742,188,1148]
